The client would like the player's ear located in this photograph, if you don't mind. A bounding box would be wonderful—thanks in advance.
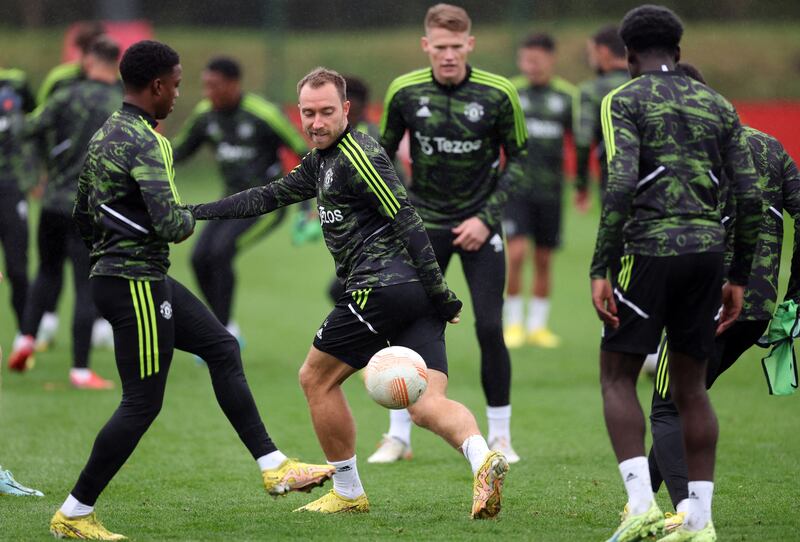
[342,100,351,118]
[466,35,475,52]
[674,45,681,63]
[151,77,162,97]
[421,36,429,53]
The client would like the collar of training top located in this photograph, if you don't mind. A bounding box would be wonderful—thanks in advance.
[317,123,352,157]
[432,64,473,93]
[122,102,158,128]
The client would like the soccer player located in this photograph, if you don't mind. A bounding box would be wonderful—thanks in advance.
[189,67,508,518]
[503,32,576,349]
[375,3,527,465]
[648,70,800,534]
[171,57,308,334]
[0,66,35,336]
[574,24,630,209]
[49,41,333,540]
[8,37,121,388]
[36,21,106,105]
[34,21,112,350]
[589,6,760,541]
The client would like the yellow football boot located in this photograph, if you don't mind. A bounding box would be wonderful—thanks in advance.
[471,450,509,519]
[293,489,369,513]
[605,501,664,542]
[527,327,561,348]
[49,511,126,540]
[664,511,687,533]
[658,521,716,541]
[503,324,525,349]
[262,458,334,496]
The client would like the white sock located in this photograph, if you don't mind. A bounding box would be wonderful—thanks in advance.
[486,405,511,444]
[686,481,714,531]
[60,494,94,517]
[257,450,288,471]
[461,434,490,475]
[70,368,92,381]
[328,456,364,499]
[676,498,690,515]
[40,312,59,334]
[226,321,241,338]
[527,297,550,331]
[504,295,523,327]
[619,457,653,515]
[387,409,412,446]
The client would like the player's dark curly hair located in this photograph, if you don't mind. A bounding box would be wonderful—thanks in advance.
[206,56,241,80]
[520,32,556,52]
[592,25,626,58]
[120,40,180,91]
[619,5,683,54]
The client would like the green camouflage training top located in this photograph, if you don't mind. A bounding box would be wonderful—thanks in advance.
[74,103,195,280]
[380,66,528,230]
[735,127,800,320]
[574,68,630,190]
[172,93,308,195]
[510,74,576,201]
[26,79,122,215]
[190,126,461,320]
[0,68,35,194]
[590,70,761,285]
[36,62,82,106]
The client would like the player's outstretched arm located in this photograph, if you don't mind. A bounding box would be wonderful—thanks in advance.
[73,165,94,249]
[171,100,210,163]
[190,151,317,220]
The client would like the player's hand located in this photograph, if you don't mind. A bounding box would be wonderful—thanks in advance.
[452,217,490,251]
[449,310,461,324]
[717,281,743,335]
[574,189,590,214]
[591,278,619,328]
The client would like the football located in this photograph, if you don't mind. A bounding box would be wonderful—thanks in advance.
[364,346,428,409]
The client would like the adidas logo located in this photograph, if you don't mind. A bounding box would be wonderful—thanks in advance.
[416,105,432,117]
[316,327,324,339]
[337,465,352,473]
[689,491,698,499]
[625,473,637,482]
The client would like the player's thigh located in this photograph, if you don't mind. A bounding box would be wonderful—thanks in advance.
[169,276,232,356]
[390,283,448,375]
[91,276,174,384]
[425,227,456,273]
[663,253,723,361]
[460,229,506,315]
[36,210,68,267]
[531,199,562,249]
[601,254,667,356]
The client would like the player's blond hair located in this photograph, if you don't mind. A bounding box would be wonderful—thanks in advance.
[297,67,347,103]
[424,3,471,34]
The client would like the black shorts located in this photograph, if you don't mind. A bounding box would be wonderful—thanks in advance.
[313,281,447,374]
[601,252,724,360]
[502,197,561,248]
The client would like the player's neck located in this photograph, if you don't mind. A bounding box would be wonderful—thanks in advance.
[637,56,677,74]
[123,95,157,120]
[432,65,469,88]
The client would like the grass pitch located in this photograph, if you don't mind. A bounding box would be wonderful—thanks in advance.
[1,159,798,540]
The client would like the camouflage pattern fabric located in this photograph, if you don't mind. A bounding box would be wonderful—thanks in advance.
[26,79,122,215]
[510,74,576,201]
[172,93,308,195]
[736,127,800,320]
[36,61,82,106]
[0,68,36,194]
[574,68,630,190]
[590,70,761,286]
[73,103,195,281]
[190,126,460,319]
[380,66,528,230]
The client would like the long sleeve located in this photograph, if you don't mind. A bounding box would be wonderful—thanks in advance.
[782,152,800,302]
[190,151,318,220]
[132,136,195,242]
[379,88,406,161]
[73,162,93,248]
[171,101,209,163]
[723,118,761,285]
[574,85,596,192]
[475,90,528,230]
[590,93,639,279]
